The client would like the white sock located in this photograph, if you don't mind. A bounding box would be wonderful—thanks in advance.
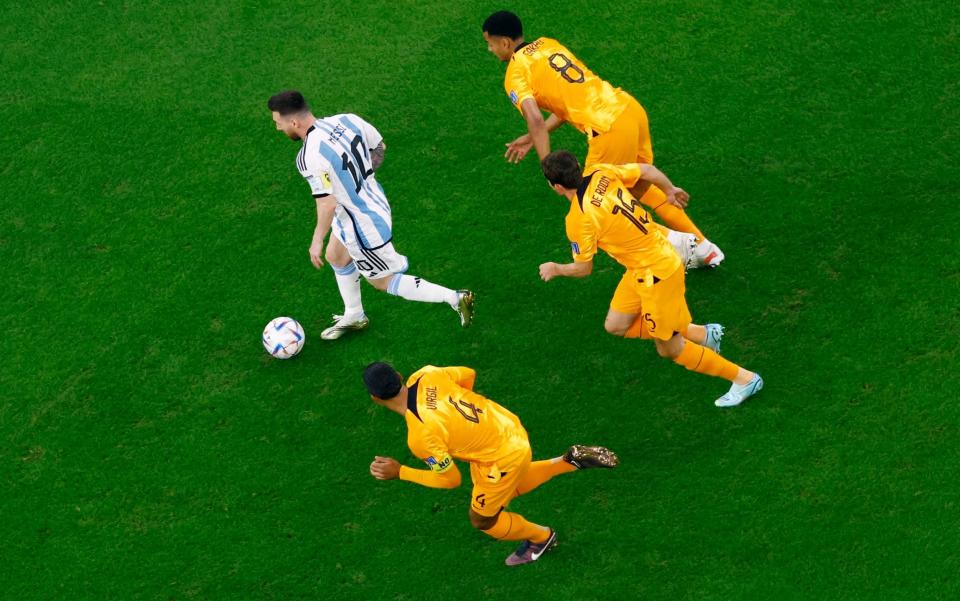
[387,274,458,306]
[333,263,364,317]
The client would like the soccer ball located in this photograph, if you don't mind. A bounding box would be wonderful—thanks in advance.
[262,317,305,359]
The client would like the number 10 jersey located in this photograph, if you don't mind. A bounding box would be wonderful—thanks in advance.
[296,114,393,250]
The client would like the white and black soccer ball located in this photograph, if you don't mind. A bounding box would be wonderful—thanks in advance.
[262,317,305,359]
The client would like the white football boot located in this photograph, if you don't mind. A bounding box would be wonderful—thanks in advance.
[694,239,725,268]
[666,230,699,272]
[715,374,764,408]
[320,313,369,340]
[703,323,724,353]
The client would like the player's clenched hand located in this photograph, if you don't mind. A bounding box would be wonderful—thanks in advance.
[539,262,560,282]
[370,456,401,480]
[308,241,324,269]
[504,135,534,163]
[665,187,690,209]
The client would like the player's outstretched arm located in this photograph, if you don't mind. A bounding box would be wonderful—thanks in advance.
[370,456,462,489]
[539,259,593,282]
[638,164,690,209]
[308,195,337,269]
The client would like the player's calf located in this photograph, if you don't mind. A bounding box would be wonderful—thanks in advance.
[654,333,685,359]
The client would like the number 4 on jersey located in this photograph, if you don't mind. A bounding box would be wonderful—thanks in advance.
[448,397,483,423]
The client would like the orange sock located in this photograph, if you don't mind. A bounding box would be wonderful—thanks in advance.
[515,458,576,496]
[639,185,706,241]
[673,340,739,382]
[482,511,551,543]
[652,204,705,242]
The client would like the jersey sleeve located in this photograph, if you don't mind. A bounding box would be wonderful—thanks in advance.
[608,164,644,188]
[408,430,455,474]
[355,116,384,150]
[299,148,334,199]
[438,366,476,390]
[571,209,601,263]
[504,60,535,114]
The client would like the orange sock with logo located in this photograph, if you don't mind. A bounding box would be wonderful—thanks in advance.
[482,511,551,543]
[673,340,739,382]
[515,458,576,496]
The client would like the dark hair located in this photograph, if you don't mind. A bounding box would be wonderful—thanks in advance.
[267,90,309,116]
[363,362,402,399]
[483,11,523,39]
[541,150,583,189]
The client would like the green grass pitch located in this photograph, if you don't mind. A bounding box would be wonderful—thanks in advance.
[2,1,959,599]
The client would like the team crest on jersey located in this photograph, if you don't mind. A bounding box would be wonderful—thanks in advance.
[571,241,580,254]
[509,90,519,105]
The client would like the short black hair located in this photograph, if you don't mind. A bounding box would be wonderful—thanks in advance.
[267,90,309,116]
[483,11,523,39]
[541,150,583,189]
[363,362,402,399]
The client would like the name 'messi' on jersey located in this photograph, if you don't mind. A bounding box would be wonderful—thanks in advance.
[296,114,393,250]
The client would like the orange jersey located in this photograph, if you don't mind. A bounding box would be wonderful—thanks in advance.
[568,164,682,279]
[504,37,629,135]
[403,366,529,474]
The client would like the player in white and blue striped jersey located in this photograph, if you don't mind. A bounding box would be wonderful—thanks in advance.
[268,90,474,339]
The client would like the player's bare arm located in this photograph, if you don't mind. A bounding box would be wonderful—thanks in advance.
[638,164,690,209]
[505,114,564,163]
[309,195,337,269]
[521,98,552,161]
[370,141,386,171]
[539,259,593,282]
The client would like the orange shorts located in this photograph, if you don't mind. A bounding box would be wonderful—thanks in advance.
[469,446,532,517]
[609,266,692,341]
[583,94,653,171]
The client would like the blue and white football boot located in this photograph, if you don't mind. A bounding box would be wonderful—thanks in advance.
[715,374,764,408]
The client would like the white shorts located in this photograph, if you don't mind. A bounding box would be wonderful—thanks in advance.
[331,217,408,280]
[332,239,408,280]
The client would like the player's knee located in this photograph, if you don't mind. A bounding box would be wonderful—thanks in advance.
[469,509,499,531]
[324,246,341,264]
[604,320,627,337]
[655,336,683,359]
